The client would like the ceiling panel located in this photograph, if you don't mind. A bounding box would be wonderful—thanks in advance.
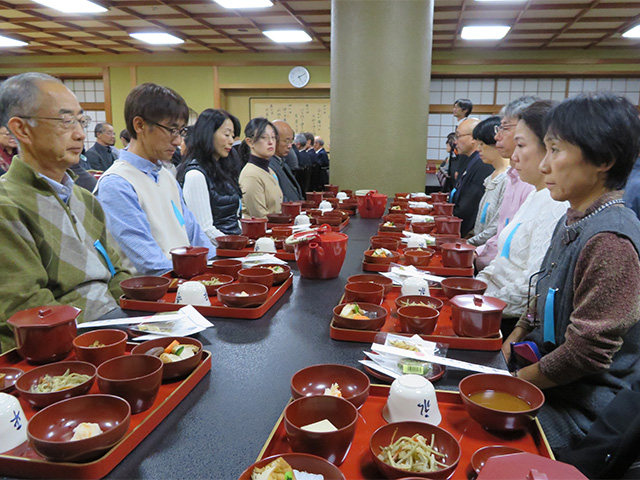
[0,0,637,55]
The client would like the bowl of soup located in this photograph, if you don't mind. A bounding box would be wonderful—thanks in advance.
[459,373,545,431]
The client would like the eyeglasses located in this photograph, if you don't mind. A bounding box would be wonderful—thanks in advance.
[20,114,91,130]
[256,134,277,143]
[454,132,472,140]
[494,123,517,135]
[151,122,189,138]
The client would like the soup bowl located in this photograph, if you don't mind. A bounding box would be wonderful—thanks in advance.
[73,329,128,367]
[215,235,248,250]
[27,394,130,462]
[347,274,393,295]
[440,242,475,268]
[238,267,274,288]
[169,246,209,278]
[332,303,388,331]
[344,282,385,305]
[97,354,163,414]
[120,276,171,302]
[411,222,436,234]
[369,421,461,479]
[290,364,371,409]
[404,249,435,267]
[440,277,487,299]
[267,212,293,224]
[459,373,545,431]
[209,259,243,280]
[397,306,439,335]
[284,395,358,465]
[370,236,401,251]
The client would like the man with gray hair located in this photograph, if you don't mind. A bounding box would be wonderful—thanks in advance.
[475,95,538,271]
[0,72,130,351]
[85,122,119,171]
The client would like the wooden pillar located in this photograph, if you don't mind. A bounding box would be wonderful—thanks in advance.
[330,0,434,194]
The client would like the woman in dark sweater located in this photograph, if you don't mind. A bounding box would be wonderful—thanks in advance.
[177,108,241,239]
[502,93,640,459]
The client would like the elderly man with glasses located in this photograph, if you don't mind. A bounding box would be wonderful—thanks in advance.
[0,73,131,351]
[95,83,215,276]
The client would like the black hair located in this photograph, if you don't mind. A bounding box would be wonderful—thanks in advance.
[454,98,473,116]
[472,116,501,145]
[544,92,640,190]
[238,117,277,163]
[446,132,456,149]
[518,100,557,146]
[94,122,112,136]
[303,132,314,144]
[124,83,189,140]
[176,108,239,195]
[229,113,241,138]
[119,129,130,142]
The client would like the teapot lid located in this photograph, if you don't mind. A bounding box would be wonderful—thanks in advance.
[441,242,476,252]
[7,305,81,328]
[450,294,507,313]
[285,224,348,245]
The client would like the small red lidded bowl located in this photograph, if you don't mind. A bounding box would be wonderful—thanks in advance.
[450,294,506,338]
[8,305,80,364]
[441,242,476,268]
[170,246,209,278]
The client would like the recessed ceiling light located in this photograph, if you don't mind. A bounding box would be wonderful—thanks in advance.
[213,0,273,8]
[263,30,312,43]
[129,33,184,45]
[461,26,511,40]
[0,35,28,47]
[622,25,640,38]
[31,0,107,13]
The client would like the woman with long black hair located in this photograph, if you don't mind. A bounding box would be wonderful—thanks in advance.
[177,108,241,240]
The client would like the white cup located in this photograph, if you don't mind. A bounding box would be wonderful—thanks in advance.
[318,200,332,211]
[0,393,28,454]
[336,192,348,200]
[383,375,441,425]
[175,281,210,306]
[407,236,428,249]
[294,214,311,226]
[254,237,277,253]
[401,277,430,297]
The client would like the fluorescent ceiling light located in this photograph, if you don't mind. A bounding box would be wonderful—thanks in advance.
[0,35,28,47]
[213,0,273,8]
[622,25,640,38]
[263,30,312,43]
[461,26,511,40]
[31,0,107,13]
[130,32,185,45]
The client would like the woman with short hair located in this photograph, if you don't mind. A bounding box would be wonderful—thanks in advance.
[503,92,640,458]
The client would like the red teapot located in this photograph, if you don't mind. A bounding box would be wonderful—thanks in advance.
[356,191,387,219]
[287,225,348,279]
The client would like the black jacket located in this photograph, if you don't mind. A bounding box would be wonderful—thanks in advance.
[452,151,494,236]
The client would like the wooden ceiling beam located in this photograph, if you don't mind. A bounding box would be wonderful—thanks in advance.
[115,5,218,53]
[586,11,640,48]
[496,0,533,47]
[541,0,603,47]
[275,1,329,50]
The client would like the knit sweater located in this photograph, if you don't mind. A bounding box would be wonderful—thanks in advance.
[0,157,130,351]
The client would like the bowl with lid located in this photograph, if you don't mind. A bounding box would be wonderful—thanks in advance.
[240,217,268,239]
[441,242,476,268]
[450,294,506,338]
[281,201,302,216]
[435,217,463,236]
[431,203,455,216]
[7,305,80,364]
[430,192,449,203]
[169,246,209,278]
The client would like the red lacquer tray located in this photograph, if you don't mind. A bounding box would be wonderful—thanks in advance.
[330,288,503,350]
[120,274,293,319]
[362,252,474,277]
[0,344,211,479]
[256,385,553,480]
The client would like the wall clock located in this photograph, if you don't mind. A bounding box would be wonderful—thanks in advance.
[289,66,310,88]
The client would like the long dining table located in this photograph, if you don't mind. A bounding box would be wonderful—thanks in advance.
[2,214,507,480]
